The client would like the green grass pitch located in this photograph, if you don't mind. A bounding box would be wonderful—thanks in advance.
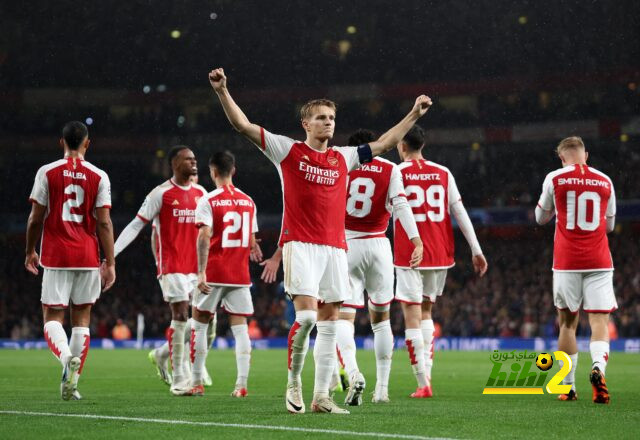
[0,349,638,439]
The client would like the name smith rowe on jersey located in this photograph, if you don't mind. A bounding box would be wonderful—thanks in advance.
[557,178,610,188]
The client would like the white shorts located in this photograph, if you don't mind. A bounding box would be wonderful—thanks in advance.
[41,269,101,309]
[282,241,350,304]
[342,237,394,310]
[159,273,197,303]
[553,271,617,313]
[395,268,447,304]
[193,285,254,316]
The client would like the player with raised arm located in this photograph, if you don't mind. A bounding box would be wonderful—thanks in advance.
[337,129,422,405]
[395,125,487,398]
[25,121,115,400]
[147,174,216,388]
[209,67,431,414]
[535,136,616,404]
[189,151,261,397]
[114,146,206,395]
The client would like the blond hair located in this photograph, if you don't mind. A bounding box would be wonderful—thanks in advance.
[556,136,585,154]
[300,99,337,120]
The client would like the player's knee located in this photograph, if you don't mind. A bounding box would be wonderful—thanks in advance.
[295,309,317,329]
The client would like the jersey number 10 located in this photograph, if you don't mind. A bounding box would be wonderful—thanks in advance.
[566,191,600,231]
[222,211,251,248]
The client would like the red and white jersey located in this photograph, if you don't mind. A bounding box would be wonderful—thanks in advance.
[195,184,258,286]
[137,179,206,277]
[259,128,361,249]
[345,157,407,239]
[537,164,615,271]
[394,159,461,269]
[29,157,111,269]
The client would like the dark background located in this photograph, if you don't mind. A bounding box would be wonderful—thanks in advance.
[1,0,638,340]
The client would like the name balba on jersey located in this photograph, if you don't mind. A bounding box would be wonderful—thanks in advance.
[173,208,196,223]
[299,161,340,185]
[63,170,87,180]
[557,178,609,189]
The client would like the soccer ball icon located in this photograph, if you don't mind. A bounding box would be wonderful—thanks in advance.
[536,353,553,371]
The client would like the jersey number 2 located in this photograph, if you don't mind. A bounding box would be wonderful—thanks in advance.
[566,191,600,231]
[62,184,85,223]
[222,211,251,248]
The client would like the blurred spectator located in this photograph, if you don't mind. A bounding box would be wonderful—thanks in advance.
[112,319,132,340]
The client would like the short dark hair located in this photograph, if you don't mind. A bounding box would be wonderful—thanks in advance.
[209,151,235,177]
[348,129,375,146]
[403,125,425,151]
[62,121,88,150]
[168,145,191,166]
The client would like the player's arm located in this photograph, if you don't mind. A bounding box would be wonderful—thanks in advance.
[114,216,147,257]
[260,247,282,284]
[606,184,616,233]
[24,202,47,275]
[368,95,432,157]
[208,68,262,147]
[448,174,487,277]
[197,225,213,294]
[389,166,423,267]
[535,174,555,225]
[96,207,116,291]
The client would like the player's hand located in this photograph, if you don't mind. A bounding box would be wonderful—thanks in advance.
[472,254,488,277]
[198,272,212,294]
[259,257,281,283]
[250,239,263,262]
[25,251,40,275]
[100,261,116,292]
[208,68,227,92]
[409,238,424,268]
[412,95,433,118]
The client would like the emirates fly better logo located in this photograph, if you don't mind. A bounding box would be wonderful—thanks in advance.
[482,350,572,395]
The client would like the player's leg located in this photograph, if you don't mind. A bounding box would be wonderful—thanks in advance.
[337,309,365,406]
[66,269,101,400]
[553,272,581,401]
[369,306,392,403]
[68,304,92,400]
[420,269,445,386]
[188,284,223,395]
[201,313,217,387]
[367,237,395,403]
[283,242,319,414]
[584,271,616,404]
[556,309,579,400]
[41,269,79,401]
[338,239,367,404]
[395,268,429,396]
[222,287,254,397]
[310,245,352,414]
[148,341,172,386]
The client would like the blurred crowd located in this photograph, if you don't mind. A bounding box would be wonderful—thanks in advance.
[1,225,638,341]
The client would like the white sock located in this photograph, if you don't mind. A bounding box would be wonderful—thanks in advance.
[190,320,209,386]
[558,353,578,392]
[231,324,251,388]
[287,310,316,384]
[69,327,90,387]
[372,320,393,394]
[313,320,337,399]
[335,319,359,380]
[421,319,435,379]
[590,341,610,376]
[207,314,217,348]
[405,328,428,388]
[182,318,194,380]
[44,321,72,366]
[169,320,187,384]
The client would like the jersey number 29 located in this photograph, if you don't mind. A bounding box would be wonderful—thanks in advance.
[405,185,445,222]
